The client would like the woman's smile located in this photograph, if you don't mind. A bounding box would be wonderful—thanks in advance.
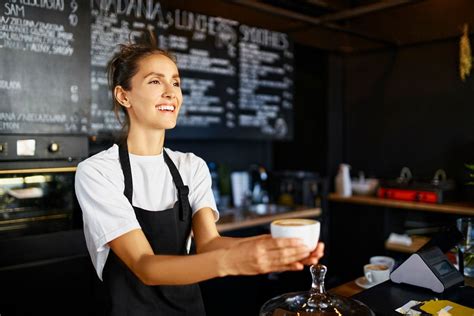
[156,103,177,113]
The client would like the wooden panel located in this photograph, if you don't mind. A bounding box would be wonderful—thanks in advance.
[216,207,321,233]
[328,280,364,297]
[385,235,430,253]
[329,193,474,216]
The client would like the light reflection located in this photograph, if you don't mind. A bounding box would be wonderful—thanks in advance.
[24,175,51,184]
[0,178,24,186]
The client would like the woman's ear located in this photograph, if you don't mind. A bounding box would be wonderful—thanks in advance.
[114,86,131,108]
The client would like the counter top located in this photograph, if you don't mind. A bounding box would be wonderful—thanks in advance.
[329,193,474,216]
[329,276,474,298]
[216,206,321,233]
[352,278,474,315]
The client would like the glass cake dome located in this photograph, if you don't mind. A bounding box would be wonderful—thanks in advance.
[260,264,375,316]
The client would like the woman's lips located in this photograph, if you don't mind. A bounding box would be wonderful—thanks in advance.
[156,104,176,112]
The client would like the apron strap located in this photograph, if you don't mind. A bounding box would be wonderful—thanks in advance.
[118,143,133,204]
[163,149,190,222]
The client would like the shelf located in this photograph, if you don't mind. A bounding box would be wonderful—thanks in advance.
[385,235,430,253]
[328,280,363,297]
[328,193,474,216]
[216,207,321,233]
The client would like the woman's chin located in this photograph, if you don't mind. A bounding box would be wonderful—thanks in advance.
[161,121,178,130]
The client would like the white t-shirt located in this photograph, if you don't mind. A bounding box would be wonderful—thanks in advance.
[74,144,219,280]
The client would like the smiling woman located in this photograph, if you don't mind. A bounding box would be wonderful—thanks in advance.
[114,53,182,137]
[74,30,324,315]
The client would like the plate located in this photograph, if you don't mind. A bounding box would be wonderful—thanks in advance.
[355,276,380,289]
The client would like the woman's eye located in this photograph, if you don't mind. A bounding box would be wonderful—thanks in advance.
[149,80,160,84]
[173,82,180,87]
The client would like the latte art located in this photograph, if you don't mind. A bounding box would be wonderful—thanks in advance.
[272,219,316,227]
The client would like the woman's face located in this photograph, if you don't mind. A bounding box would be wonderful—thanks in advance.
[123,53,182,131]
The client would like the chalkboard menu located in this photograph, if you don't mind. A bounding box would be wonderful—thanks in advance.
[0,2,293,139]
[90,2,294,140]
[0,0,90,134]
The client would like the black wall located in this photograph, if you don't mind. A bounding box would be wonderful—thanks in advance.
[340,39,474,196]
[273,44,328,174]
[324,38,474,283]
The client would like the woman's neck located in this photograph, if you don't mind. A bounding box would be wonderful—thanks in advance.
[126,127,165,156]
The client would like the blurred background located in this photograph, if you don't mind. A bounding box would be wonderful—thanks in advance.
[0,0,473,315]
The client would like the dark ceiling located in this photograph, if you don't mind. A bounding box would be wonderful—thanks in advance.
[161,0,474,53]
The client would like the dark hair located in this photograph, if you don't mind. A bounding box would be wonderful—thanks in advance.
[107,31,177,136]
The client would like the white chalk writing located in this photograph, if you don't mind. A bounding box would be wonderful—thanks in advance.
[0,16,75,56]
[0,80,21,90]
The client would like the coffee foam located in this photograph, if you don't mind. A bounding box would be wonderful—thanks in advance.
[366,264,389,271]
[272,219,318,226]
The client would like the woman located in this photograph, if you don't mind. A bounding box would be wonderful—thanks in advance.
[75,35,324,315]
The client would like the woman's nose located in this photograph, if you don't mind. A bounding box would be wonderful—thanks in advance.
[162,87,175,99]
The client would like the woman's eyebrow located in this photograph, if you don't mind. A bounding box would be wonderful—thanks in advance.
[143,72,180,79]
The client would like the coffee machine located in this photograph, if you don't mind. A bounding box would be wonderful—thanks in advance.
[271,170,328,208]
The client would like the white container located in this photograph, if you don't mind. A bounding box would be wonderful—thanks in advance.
[230,171,250,207]
[335,163,352,197]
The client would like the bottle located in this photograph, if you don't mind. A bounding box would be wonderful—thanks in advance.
[335,164,352,197]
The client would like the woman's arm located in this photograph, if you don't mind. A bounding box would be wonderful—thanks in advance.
[108,211,310,286]
[108,229,228,285]
[192,207,325,266]
[191,207,246,253]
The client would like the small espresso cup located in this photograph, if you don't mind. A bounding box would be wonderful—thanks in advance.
[370,256,395,272]
[270,218,320,251]
[364,263,390,284]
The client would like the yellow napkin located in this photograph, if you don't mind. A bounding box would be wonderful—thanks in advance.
[421,300,474,316]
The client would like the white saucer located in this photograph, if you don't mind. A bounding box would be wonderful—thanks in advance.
[355,276,380,289]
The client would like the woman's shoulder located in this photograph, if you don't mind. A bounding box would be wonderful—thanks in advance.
[76,144,121,176]
[164,147,206,168]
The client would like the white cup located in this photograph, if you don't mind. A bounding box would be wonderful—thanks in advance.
[370,256,395,272]
[364,263,390,284]
[270,218,320,251]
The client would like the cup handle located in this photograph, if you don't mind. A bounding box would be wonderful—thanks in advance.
[365,271,373,283]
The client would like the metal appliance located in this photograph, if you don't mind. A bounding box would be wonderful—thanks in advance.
[377,168,456,204]
[0,135,91,313]
[270,170,328,208]
[0,135,88,239]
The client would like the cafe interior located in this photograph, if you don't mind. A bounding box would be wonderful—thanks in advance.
[1,0,474,315]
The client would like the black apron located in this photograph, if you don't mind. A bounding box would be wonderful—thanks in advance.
[102,143,206,316]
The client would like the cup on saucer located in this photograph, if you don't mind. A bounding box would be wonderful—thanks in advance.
[369,256,395,272]
[364,263,390,285]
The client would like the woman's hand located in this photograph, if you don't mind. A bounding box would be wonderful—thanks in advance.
[220,235,311,276]
[300,242,325,266]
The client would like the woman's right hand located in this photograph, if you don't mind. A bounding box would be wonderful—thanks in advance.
[220,235,310,276]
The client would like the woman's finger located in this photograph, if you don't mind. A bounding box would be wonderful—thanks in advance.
[275,262,305,272]
[267,246,310,266]
[267,237,305,249]
[300,257,320,265]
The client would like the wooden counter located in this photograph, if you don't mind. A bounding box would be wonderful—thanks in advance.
[216,207,321,233]
[328,193,474,216]
[329,277,474,298]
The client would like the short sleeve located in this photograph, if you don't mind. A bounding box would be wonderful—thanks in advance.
[188,157,219,221]
[75,161,141,279]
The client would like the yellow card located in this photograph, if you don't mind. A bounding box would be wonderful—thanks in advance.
[420,300,474,316]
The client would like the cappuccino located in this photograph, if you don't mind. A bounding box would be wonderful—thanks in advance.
[270,218,320,251]
[365,264,388,271]
[364,263,390,284]
[272,219,316,227]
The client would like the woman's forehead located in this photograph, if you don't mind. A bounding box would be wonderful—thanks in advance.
[137,53,179,76]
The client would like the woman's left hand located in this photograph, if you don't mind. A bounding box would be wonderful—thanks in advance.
[299,242,325,266]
